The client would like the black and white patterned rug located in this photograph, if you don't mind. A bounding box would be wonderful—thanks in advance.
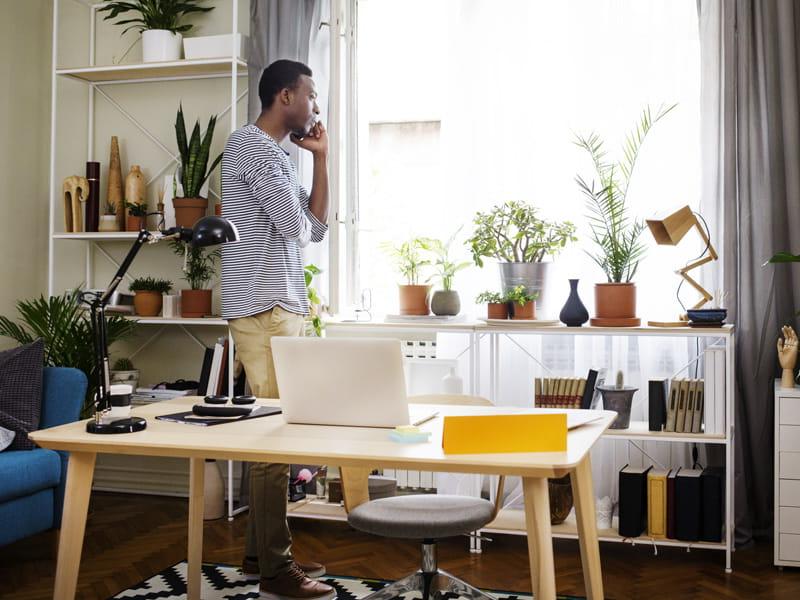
[109,562,584,599]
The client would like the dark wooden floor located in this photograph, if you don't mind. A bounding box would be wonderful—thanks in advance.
[1,493,798,599]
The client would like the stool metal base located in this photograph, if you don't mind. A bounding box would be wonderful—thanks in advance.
[360,542,495,600]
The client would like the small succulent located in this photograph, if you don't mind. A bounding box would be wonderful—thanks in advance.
[129,276,173,294]
[504,285,538,305]
[112,357,135,371]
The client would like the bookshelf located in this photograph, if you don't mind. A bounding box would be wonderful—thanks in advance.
[325,320,736,572]
[47,0,248,520]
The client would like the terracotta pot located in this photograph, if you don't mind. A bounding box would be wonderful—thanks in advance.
[592,282,640,326]
[133,291,163,317]
[126,214,146,231]
[487,302,508,320]
[398,284,431,316]
[173,197,208,228]
[181,289,212,317]
[510,301,536,320]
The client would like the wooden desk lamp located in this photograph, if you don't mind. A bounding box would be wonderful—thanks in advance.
[645,206,718,327]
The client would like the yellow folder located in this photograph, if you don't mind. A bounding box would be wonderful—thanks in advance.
[442,413,567,454]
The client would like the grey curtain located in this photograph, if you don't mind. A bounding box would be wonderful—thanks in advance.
[247,0,318,122]
[698,0,800,544]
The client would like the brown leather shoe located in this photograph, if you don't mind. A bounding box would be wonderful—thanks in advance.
[243,557,326,581]
[259,563,335,600]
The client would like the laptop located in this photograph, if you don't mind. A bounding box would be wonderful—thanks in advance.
[272,337,434,428]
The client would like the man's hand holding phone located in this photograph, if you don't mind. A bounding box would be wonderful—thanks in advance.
[291,121,328,157]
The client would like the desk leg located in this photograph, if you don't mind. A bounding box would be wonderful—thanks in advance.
[187,458,205,600]
[340,466,371,513]
[571,456,604,600]
[522,476,555,600]
[53,451,96,600]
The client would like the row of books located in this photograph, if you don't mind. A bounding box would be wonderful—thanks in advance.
[619,464,723,542]
[533,370,600,409]
[665,378,705,433]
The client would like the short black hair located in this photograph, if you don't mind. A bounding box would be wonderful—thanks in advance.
[258,59,313,109]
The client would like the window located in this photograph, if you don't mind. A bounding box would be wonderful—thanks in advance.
[348,0,702,321]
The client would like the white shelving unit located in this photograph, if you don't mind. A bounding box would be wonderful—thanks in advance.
[325,320,736,572]
[774,381,800,567]
[47,0,248,520]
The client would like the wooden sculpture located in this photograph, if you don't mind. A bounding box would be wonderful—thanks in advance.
[62,175,90,232]
[778,325,798,389]
[107,136,125,229]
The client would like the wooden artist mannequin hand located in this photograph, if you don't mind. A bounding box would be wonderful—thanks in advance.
[778,325,798,388]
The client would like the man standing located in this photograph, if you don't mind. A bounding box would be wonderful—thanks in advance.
[221,59,333,600]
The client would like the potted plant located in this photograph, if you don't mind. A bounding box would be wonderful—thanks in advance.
[129,276,172,316]
[574,104,675,327]
[305,264,324,337]
[505,285,538,320]
[419,232,471,316]
[468,200,576,312]
[596,370,636,429]
[0,290,136,417]
[110,357,140,392]
[383,238,431,315]
[171,240,219,317]
[173,104,223,228]
[125,201,147,231]
[99,200,120,232]
[476,291,507,320]
[98,0,213,63]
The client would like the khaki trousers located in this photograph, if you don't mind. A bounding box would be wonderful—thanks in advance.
[228,306,305,577]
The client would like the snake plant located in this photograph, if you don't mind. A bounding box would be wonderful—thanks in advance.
[175,104,223,199]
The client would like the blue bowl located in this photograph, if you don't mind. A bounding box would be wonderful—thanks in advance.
[686,308,727,324]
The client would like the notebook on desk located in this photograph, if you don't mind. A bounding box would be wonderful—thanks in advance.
[272,337,437,428]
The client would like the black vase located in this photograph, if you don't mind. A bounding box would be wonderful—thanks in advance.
[559,279,589,327]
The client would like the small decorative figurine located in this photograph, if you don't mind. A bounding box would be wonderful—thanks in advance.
[62,175,90,232]
[778,325,798,389]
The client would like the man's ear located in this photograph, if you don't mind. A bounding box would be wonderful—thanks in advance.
[281,87,292,105]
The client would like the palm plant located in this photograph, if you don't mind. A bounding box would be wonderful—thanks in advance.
[171,240,220,289]
[98,0,213,35]
[0,291,137,417]
[419,230,471,291]
[574,104,675,283]
[175,104,223,198]
[382,238,429,285]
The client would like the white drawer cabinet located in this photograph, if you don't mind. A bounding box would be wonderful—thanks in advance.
[776,383,800,567]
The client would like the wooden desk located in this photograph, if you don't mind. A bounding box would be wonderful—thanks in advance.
[30,399,614,600]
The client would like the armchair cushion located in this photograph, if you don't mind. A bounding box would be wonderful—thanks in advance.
[0,448,60,503]
[0,339,44,450]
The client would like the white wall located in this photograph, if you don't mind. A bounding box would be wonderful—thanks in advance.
[0,0,52,348]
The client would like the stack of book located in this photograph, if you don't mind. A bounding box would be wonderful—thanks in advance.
[665,378,705,433]
[533,370,599,409]
[618,464,724,543]
[199,337,230,396]
[131,387,194,406]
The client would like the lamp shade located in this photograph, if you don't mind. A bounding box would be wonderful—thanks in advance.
[646,205,696,246]
[191,215,239,247]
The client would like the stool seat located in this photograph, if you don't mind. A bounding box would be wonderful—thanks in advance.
[348,494,495,539]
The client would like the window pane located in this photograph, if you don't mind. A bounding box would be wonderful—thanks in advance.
[356,0,701,320]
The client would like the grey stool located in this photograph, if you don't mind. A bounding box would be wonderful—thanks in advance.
[348,494,501,600]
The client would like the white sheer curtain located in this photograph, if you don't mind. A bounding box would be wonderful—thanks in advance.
[356,0,704,504]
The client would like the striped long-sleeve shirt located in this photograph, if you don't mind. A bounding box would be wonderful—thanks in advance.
[221,124,327,319]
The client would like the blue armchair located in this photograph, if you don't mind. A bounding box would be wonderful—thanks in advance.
[0,367,87,547]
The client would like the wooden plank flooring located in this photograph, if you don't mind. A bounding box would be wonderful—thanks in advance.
[0,492,798,599]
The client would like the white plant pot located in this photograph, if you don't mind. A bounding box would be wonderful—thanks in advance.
[142,29,182,63]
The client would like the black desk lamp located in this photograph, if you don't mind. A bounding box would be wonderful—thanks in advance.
[84,216,239,434]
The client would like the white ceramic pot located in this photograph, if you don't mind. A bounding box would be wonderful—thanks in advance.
[98,214,119,232]
[142,29,182,63]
